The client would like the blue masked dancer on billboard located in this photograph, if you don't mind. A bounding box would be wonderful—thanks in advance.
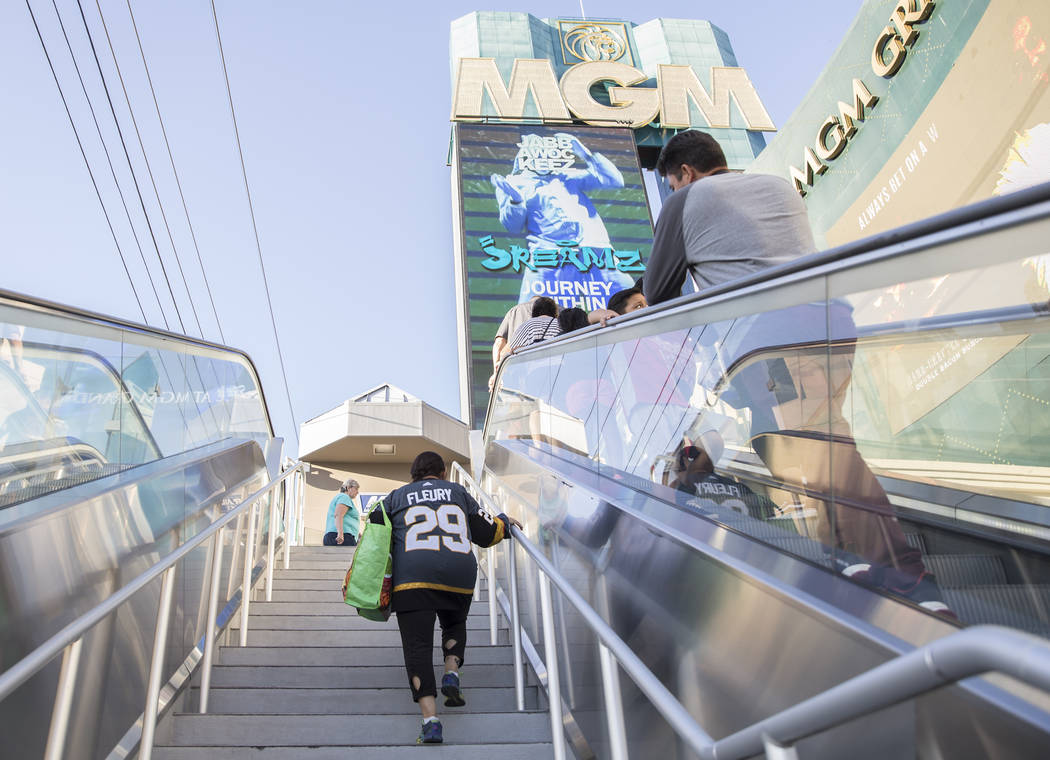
[490,132,636,306]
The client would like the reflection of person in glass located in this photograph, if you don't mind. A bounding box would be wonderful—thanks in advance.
[490,132,636,305]
[669,431,775,520]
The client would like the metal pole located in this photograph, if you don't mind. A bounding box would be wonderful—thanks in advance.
[763,736,801,760]
[223,510,245,647]
[596,573,628,755]
[266,485,279,601]
[599,643,629,760]
[539,573,566,760]
[43,638,82,760]
[200,527,225,712]
[297,472,306,545]
[550,538,576,710]
[282,473,291,570]
[239,503,259,646]
[473,545,481,602]
[507,538,525,712]
[141,566,177,760]
[487,545,498,646]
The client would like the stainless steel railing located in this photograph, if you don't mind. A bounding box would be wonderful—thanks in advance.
[0,458,309,760]
[451,461,1050,759]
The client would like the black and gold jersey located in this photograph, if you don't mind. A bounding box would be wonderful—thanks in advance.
[383,478,509,610]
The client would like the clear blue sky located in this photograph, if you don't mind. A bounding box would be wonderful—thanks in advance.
[0,1,861,448]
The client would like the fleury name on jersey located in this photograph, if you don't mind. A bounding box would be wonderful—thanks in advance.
[407,487,453,505]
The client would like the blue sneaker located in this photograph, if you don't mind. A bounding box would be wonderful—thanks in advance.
[417,718,443,744]
[441,672,465,707]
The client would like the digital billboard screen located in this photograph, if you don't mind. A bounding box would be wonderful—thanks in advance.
[454,123,653,425]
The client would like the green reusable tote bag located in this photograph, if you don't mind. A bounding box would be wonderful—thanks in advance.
[342,501,392,612]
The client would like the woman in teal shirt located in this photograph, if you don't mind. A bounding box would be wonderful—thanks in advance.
[324,479,361,546]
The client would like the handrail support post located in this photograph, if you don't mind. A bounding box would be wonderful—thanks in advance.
[266,489,278,601]
[487,545,498,646]
[763,734,800,760]
[239,503,259,647]
[539,572,566,760]
[140,565,177,760]
[42,638,83,760]
[200,526,226,712]
[507,537,525,712]
[599,642,629,760]
[282,475,292,570]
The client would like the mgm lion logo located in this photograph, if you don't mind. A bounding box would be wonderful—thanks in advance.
[562,23,627,63]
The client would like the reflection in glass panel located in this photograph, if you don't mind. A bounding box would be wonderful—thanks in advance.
[0,301,272,510]
[488,258,1050,635]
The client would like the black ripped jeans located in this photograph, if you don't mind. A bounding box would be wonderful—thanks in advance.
[395,608,468,701]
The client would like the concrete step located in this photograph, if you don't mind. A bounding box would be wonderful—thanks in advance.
[166,712,551,746]
[240,628,510,647]
[218,645,514,667]
[245,601,497,617]
[266,589,490,603]
[208,664,515,689]
[235,615,499,631]
[154,743,553,759]
[193,685,538,713]
[270,569,353,580]
[277,562,360,572]
[270,577,490,591]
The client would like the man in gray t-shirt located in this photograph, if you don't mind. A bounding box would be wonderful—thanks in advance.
[643,130,815,305]
[641,132,941,613]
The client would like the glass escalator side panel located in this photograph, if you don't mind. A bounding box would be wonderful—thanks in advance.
[486,211,1050,636]
[0,301,273,512]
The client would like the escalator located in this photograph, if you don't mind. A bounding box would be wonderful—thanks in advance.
[0,291,283,759]
[479,182,1050,758]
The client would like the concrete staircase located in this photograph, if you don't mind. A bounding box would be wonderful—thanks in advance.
[154,546,552,758]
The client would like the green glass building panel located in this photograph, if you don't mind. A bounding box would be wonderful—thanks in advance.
[748,0,991,245]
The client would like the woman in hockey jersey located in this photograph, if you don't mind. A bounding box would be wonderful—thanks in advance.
[382,451,519,744]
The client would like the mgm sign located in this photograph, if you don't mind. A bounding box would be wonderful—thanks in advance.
[451,58,776,131]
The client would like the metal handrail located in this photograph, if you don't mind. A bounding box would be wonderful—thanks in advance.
[710,625,1050,759]
[0,458,309,760]
[450,462,1050,759]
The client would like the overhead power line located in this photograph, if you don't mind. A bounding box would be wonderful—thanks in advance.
[209,0,299,450]
[88,0,206,339]
[25,0,149,323]
[122,0,226,344]
[69,0,187,334]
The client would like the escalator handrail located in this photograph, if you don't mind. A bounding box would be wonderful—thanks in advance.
[0,459,305,703]
[0,288,275,439]
[456,459,1050,757]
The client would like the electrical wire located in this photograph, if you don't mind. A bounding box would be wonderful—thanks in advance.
[68,0,215,430]
[25,0,149,323]
[46,0,169,328]
[209,0,299,450]
[88,0,205,339]
[70,0,186,334]
[122,0,226,344]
